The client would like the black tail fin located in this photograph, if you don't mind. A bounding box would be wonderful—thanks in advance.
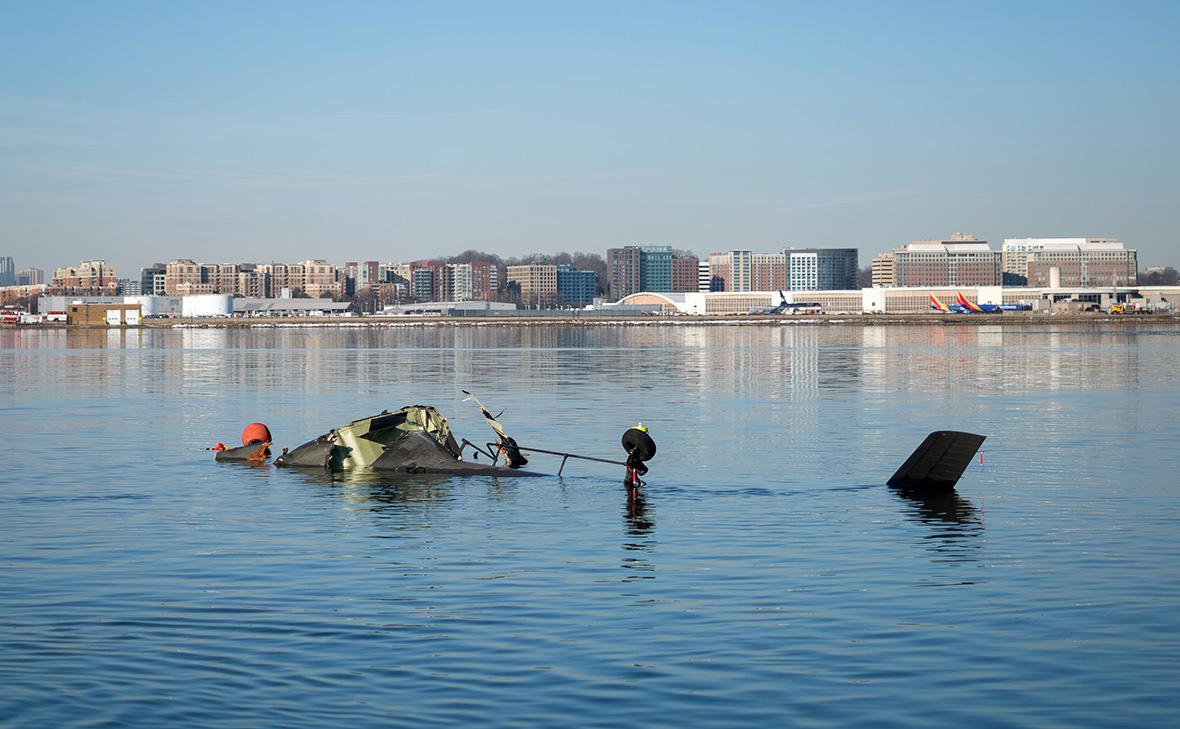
[887,431,986,493]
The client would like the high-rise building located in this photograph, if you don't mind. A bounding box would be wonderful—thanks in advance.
[556,265,597,307]
[16,267,44,286]
[470,261,499,300]
[785,248,858,291]
[889,235,1000,287]
[412,268,436,301]
[51,260,119,295]
[140,264,165,295]
[607,245,697,299]
[638,245,672,292]
[607,247,642,300]
[752,253,787,291]
[871,252,894,288]
[697,260,712,292]
[449,263,474,301]
[1002,238,1134,286]
[707,250,753,291]
[670,256,700,292]
[0,256,14,286]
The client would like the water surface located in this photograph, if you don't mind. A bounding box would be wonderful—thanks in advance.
[2,324,1178,727]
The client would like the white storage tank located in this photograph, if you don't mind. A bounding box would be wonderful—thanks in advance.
[124,295,157,317]
[182,294,233,317]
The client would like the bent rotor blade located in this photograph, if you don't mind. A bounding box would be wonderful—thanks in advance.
[461,389,512,442]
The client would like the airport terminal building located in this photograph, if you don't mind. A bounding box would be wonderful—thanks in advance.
[619,285,1180,315]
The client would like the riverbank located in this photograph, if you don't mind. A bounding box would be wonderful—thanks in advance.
[5,312,1175,329]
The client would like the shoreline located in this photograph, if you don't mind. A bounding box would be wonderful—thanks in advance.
[6,313,1179,329]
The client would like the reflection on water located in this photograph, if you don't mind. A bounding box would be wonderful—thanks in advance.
[621,487,656,582]
[2,323,1179,728]
[894,490,984,564]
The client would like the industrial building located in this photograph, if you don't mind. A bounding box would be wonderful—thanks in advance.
[64,302,142,326]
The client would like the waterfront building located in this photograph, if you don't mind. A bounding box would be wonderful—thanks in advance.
[1002,237,1122,284]
[0,283,48,307]
[556,265,597,307]
[0,256,14,286]
[606,247,642,300]
[697,260,712,292]
[708,250,753,291]
[607,245,695,299]
[670,255,700,292]
[140,264,165,296]
[617,283,1179,316]
[1003,238,1136,287]
[161,259,342,299]
[448,263,473,301]
[889,235,1000,287]
[785,248,858,291]
[638,245,672,292]
[411,268,436,301]
[871,252,894,287]
[51,259,119,295]
[752,253,787,291]
[1027,251,1137,287]
[469,261,499,300]
[164,259,202,295]
[300,260,340,298]
[17,267,44,286]
[1142,266,1178,285]
[506,264,559,307]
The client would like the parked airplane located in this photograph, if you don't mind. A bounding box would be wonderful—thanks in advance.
[747,291,821,315]
[954,292,1027,313]
[928,293,954,313]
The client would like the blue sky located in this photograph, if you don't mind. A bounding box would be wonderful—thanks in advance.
[2,1,1177,275]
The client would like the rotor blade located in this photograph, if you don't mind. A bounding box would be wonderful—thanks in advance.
[461,389,512,442]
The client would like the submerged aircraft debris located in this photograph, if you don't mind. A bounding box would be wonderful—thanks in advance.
[212,392,655,481]
[887,431,986,494]
[213,397,982,495]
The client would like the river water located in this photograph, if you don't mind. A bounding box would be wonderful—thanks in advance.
[2,323,1178,727]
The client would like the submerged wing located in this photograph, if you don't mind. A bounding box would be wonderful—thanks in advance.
[887,431,986,493]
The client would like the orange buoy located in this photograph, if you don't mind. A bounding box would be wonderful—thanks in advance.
[242,422,272,446]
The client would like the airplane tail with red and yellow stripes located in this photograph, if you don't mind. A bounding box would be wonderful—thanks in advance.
[955,292,984,313]
[929,293,950,312]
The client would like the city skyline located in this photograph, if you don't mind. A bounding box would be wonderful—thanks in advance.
[3,3,1178,275]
